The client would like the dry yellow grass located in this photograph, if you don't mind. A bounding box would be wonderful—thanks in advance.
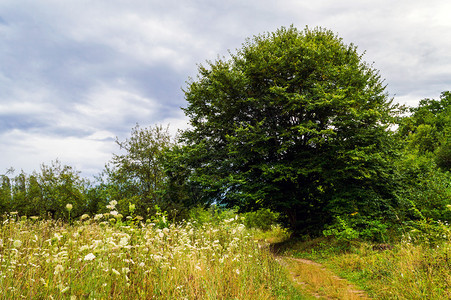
[0,207,306,299]
[327,242,451,299]
[279,257,370,300]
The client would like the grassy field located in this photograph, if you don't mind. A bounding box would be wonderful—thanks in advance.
[2,202,450,299]
[0,208,305,299]
[326,241,451,299]
[276,232,451,300]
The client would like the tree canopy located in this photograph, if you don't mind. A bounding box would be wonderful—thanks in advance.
[97,124,174,217]
[180,26,401,233]
[398,91,450,171]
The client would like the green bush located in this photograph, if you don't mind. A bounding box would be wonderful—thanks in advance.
[323,216,359,242]
[188,205,238,226]
[243,208,279,231]
[323,215,390,243]
[404,219,451,246]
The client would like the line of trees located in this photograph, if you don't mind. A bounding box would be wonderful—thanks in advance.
[1,26,449,239]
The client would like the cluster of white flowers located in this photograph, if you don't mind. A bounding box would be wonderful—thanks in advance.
[0,203,272,299]
[106,200,117,210]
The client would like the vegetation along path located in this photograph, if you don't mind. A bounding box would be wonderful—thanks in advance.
[277,256,370,300]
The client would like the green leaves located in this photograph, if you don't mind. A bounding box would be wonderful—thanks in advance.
[0,160,89,220]
[101,124,174,218]
[395,91,451,222]
[181,26,400,235]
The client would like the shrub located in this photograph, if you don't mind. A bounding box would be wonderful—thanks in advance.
[243,208,280,231]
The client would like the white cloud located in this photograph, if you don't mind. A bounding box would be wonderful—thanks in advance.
[0,129,116,178]
[74,85,160,126]
[160,110,191,139]
[1,0,450,177]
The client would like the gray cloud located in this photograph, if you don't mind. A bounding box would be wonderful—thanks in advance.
[0,0,450,177]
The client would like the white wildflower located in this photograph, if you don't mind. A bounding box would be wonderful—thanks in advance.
[65,204,73,211]
[83,253,96,261]
[79,245,90,252]
[112,268,120,276]
[13,240,22,248]
[54,264,64,275]
[119,236,129,247]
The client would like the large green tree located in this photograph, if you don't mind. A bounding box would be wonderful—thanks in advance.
[180,26,401,233]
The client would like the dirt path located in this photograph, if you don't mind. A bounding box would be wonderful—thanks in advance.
[277,256,370,300]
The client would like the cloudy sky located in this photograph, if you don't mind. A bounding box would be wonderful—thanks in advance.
[1,0,450,179]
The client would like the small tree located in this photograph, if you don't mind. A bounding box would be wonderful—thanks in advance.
[4,161,87,220]
[0,169,13,213]
[103,124,173,217]
[396,92,451,221]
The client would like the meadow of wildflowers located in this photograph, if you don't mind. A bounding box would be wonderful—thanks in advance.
[0,201,304,299]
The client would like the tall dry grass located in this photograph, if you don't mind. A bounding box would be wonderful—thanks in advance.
[328,241,451,299]
[0,208,304,299]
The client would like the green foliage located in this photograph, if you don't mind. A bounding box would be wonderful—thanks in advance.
[0,161,89,220]
[404,219,451,247]
[435,141,451,171]
[161,144,213,219]
[100,124,175,219]
[243,208,280,231]
[149,204,169,228]
[397,91,450,165]
[0,170,13,212]
[180,25,401,234]
[395,92,451,223]
[322,214,391,244]
[357,219,390,242]
[323,216,360,242]
[187,205,238,227]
